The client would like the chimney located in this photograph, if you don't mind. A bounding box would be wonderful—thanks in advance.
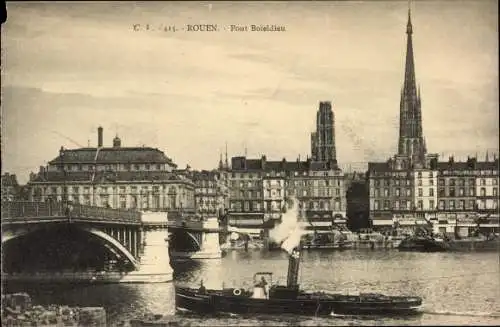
[98,126,103,148]
[286,248,301,289]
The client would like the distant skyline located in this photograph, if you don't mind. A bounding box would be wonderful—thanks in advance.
[2,1,498,184]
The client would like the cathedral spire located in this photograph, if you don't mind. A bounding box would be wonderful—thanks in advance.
[403,4,417,101]
[398,1,425,162]
[224,142,229,169]
[218,149,224,170]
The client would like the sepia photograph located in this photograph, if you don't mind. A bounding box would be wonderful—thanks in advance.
[1,0,499,326]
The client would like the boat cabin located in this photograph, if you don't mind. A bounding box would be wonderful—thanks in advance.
[251,272,272,299]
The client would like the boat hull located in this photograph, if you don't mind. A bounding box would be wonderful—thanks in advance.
[175,287,422,317]
[398,237,447,252]
[446,238,500,252]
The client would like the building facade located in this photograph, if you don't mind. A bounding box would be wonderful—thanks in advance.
[189,169,229,219]
[1,173,20,201]
[227,156,347,238]
[27,127,195,214]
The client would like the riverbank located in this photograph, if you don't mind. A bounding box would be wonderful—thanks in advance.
[1,293,106,326]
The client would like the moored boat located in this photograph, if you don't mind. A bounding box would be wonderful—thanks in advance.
[175,248,423,316]
[398,235,447,252]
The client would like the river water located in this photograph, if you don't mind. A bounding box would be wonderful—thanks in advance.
[4,250,500,326]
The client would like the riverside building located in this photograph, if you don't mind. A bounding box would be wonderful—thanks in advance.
[368,8,499,235]
[27,127,195,214]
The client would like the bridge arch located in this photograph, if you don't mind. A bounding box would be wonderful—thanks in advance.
[81,227,138,268]
[169,229,201,251]
[2,225,138,270]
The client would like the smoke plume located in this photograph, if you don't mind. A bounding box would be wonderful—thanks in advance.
[268,197,308,254]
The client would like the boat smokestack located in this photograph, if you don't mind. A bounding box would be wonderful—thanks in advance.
[286,247,301,288]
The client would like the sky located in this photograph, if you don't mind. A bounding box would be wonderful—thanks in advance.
[2,1,498,184]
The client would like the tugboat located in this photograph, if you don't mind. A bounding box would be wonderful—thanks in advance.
[175,247,423,316]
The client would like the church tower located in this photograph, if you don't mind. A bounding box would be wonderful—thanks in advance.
[397,6,426,165]
[311,101,337,165]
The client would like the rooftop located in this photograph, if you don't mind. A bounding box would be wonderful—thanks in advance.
[230,156,340,172]
[48,147,176,166]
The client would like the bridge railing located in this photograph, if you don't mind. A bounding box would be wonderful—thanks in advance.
[70,203,141,223]
[1,201,66,218]
[1,201,141,224]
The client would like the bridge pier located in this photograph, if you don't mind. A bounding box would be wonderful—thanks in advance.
[121,228,173,283]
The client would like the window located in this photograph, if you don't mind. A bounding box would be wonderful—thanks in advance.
[406,188,411,196]
[375,189,380,197]
[417,200,423,210]
[439,188,445,197]
[374,200,380,210]
[469,200,475,209]
[417,172,422,178]
[429,179,434,186]
[429,188,434,197]
[417,179,422,186]
[439,200,445,210]
[418,188,423,197]
[449,200,455,210]
[469,178,475,186]
[459,200,465,210]
[481,179,486,186]
[396,188,401,196]
[429,200,435,210]
[120,195,126,208]
[395,179,400,186]
[134,164,140,170]
[459,188,464,196]
[449,189,455,197]
[375,180,380,187]
[469,188,475,196]
[384,188,389,197]
[156,164,161,170]
[493,188,498,197]
[383,200,390,210]
[450,179,455,186]
[244,201,250,211]
[72,186,79,194]
[394,200,400,210]
[493,179,498,186]
[459,179,465,186]
[480,188,486,197]
[439,179,445,186]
